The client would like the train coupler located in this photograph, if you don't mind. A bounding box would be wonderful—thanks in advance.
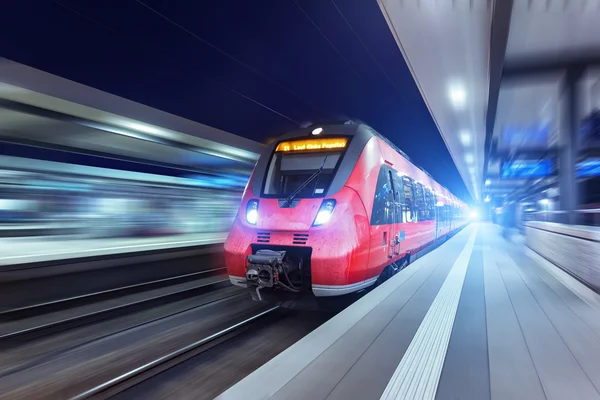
[245,249,286,289]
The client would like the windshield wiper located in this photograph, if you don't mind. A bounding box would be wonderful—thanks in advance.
[283,163,325,207]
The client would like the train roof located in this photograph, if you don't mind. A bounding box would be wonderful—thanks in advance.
[276,121,464,205]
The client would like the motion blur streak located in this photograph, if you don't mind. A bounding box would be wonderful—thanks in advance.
[0,156,244,240]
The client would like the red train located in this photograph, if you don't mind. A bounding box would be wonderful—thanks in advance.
[225,122,469,307]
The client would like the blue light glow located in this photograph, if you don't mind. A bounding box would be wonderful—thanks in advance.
[577,159,600,177]
[502,124,550,148]
[186,174,249,189]
[501,159,553,179]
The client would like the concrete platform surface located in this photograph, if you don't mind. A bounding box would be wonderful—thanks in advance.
[0,232,227,266]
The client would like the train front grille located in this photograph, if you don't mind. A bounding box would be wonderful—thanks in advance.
[256,232,271,243]
[292,233,309,245]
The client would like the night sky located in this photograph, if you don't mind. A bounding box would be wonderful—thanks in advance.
[1,0,470,201]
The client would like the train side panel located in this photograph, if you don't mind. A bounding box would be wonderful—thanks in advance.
[344,137,393,280]
[310,186,370,288]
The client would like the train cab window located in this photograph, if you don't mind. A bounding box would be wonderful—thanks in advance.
[371,166,394,225]
[402,177,416,223]
[263,152,341,198]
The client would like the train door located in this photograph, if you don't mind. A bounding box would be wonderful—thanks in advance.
[388,169,402,257]
[433,193,439,241]
[414,182,428,249]
[386,169,398,258]
[370,165,396,270]
[400,176,416,253]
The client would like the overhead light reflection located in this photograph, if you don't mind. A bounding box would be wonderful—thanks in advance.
[125,122,161,135]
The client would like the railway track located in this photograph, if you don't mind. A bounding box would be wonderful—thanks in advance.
[70,307,280,400]
[0,267,231,345]
[1,267,226,318]
[0,292,273,399]
[0,252,332,400]
[0,280,331,399]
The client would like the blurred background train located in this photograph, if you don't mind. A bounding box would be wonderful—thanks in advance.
[224,122,469,307]
[0,154,246,239]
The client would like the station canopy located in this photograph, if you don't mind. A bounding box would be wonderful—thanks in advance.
[378,0,600,203]
[0,58,263,177]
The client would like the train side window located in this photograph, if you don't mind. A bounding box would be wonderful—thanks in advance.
[388,170,396,201]
[414,182,427,221]
[392,173,404,217]
[388,170,403,225]
[439,202,447,225]
[370,166,393,225]
[431,192,437,222]
[424,188,434,221]
[442,205,447,225]
[402,177,415,223]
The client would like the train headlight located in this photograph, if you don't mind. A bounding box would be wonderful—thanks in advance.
[313,199,336,226]
[246,199,259,225]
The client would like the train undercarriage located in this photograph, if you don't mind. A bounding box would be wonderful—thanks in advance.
[243,246,410,310]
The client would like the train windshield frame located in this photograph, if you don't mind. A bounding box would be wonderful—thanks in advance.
[261,138,349,199]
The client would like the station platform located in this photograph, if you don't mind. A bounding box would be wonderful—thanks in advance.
[219,223,600,400]
[0,232,228,266]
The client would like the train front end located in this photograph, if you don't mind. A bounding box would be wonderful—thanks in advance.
[224,126,371,308]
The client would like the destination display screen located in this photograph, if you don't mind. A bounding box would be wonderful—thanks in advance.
[275,138,348,152]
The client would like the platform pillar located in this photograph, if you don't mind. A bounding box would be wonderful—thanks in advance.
[557,68,583,224]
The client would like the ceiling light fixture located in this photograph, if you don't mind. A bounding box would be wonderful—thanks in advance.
[459,130,471,146]
[448,84,466,108]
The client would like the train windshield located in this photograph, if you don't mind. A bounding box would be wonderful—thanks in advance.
[263,151,342,198]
